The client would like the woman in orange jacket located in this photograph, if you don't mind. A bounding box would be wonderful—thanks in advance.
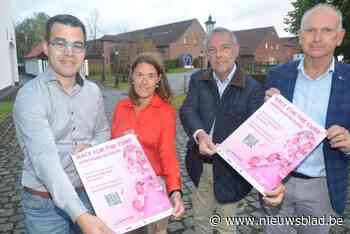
[111,52,184,234]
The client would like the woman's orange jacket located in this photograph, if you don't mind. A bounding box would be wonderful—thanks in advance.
[111,95,181,194]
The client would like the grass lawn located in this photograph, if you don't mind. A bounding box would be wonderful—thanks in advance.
[167,68,194,74]
[0,101,13,122]
[88,74,129,92]
[172,93,186,110]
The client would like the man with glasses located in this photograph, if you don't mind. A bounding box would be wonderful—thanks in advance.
[13,14,113,234]
[180,27,284,233]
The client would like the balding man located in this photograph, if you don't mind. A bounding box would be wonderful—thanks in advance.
[263,3,349,234]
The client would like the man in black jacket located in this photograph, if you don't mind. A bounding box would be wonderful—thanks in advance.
[180,27,284,233]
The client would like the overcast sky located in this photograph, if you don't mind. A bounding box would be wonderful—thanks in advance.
[11,0,294,38]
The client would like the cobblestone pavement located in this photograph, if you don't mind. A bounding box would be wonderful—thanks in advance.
[1,84,350,233]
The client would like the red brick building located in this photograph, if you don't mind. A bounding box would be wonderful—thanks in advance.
[86,19,206,72]
[44,17,302,75]
[280,36,302,61]
[234,26,286,65]
[234,27,302,64]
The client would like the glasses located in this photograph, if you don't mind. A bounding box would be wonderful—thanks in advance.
[133,72,159,82]
[207,43,234,55]
[49,38,85,54]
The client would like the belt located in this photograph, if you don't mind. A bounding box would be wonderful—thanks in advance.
[24,186,52,199]
[24,186,85,199]
[290,171,315,179]
[202,157,213,164]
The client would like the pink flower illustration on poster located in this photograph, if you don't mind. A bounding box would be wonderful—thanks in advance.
[247,130,316,178]
[123,144,164,215]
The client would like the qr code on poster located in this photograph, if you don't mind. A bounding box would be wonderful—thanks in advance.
[242,134,258,148]
[104,192,122,207]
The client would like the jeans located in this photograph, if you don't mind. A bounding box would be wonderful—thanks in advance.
[22,189,94,234]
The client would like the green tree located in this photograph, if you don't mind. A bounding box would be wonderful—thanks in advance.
[15,12,50,62]
[284,0,350,60]
[333,0,350,60]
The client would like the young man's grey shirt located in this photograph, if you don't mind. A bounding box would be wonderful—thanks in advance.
[13,69,110,221]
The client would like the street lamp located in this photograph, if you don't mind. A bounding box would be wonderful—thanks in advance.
[101,53,106,82]
[199,50,204,69]
[205,15,216,34]
[114,50,120,87]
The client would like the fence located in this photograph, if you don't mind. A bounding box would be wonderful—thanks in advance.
[113,73,129,87]
[243,63,276,75]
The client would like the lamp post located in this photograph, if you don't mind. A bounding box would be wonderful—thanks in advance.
[199,50,204,69]
[204,15,215,69]
[205,15,216,34]
[114,50,119,87]
[101,53,106,82]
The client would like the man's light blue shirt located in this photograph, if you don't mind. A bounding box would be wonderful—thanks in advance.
[293,58,334,177]
[209,65,236,136]
[193,65,237,141]
[213,64,236,97]
[13,69,110,221]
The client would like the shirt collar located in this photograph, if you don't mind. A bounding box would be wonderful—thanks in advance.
[200,63,245,88]
[44,67,84,87]
[213,64,236,85]
[297,57,335,79]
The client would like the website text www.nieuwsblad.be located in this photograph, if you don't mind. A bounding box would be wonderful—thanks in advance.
[209,214,344,227]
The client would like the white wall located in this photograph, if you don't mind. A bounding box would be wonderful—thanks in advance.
[0,0,19,91]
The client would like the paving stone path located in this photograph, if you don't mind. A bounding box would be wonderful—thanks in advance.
[0,83,349,233]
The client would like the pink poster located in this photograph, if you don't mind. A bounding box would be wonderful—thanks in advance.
[72,134,172,233]
[217,94,327,195]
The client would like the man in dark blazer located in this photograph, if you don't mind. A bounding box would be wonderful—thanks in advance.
[263,4,349,234]
[180,27,284,233]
